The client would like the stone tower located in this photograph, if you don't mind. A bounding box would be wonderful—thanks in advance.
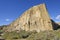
[5,4,53,32]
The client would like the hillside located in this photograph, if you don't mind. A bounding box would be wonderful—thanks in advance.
[0,3,60,40]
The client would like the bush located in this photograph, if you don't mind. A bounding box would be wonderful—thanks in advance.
[2,30,60,40]
[19,30,29,38]
[2,31,20,40]
[27,31,60,40]
[2,30,30,39]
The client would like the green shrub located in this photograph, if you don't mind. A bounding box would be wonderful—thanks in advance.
[2,30,30,39]
[2,30,60,40]
[18,30,31,39]
[2,31,20,39]
[27,31,60,40]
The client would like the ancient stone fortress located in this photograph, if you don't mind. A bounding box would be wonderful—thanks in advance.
[4,4,53,32]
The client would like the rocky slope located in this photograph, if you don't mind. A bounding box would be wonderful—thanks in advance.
[3,4,53,32]
[57,22,60,25]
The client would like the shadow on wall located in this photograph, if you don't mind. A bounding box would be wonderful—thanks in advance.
[51,19,60,30]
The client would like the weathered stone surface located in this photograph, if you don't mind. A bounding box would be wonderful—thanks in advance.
[4,4,53,32]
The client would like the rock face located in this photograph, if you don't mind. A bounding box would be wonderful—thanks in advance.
[57,23,60,25]
[4,4,53,32]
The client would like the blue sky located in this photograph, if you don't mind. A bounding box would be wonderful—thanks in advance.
[0,0,60,26]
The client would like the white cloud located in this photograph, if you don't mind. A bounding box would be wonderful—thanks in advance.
[5,19,10,21]
[56,15,60,20]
